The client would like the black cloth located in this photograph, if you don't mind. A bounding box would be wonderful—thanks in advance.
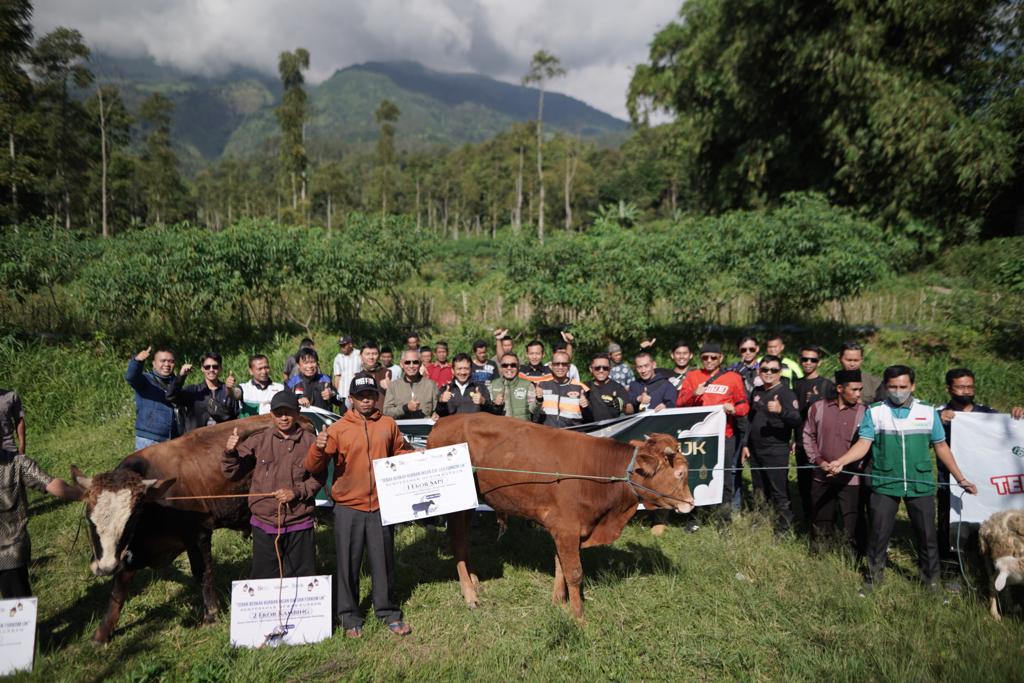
[745,384,801,451]
[250,527,316,580]
[166,378,240,433]
[287,374,344,412]
[793,377,834,524]
[750,451,794,533]
[718,436,737,523]
[793,376,836,421]
[867,492,939,584]
[0,565,31,598]
[583,379,628,422]
[936,401,997,561]
[436,381,495,416]
[810,480,868,555]
[333,505,401,629]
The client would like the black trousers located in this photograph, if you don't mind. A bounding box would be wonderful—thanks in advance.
[718,436,736,522]
[810,480,867,554]
[334,505,402,629]
[750,448,793,532]
[867,492,939,584]
[794,447,814,523]
[251,527,316,580]
[936,467,955,561]
[0,566,31,599]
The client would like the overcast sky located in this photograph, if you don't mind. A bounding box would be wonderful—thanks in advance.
[33,0,680,120]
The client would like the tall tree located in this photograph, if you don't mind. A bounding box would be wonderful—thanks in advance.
[86,84,131,237]
[374,99,400,217]
[31,27,92,229]
[138,93,188,225]
[276,48,310,214]
[628,0,1022,242]
[522,50,566,243]
[0,0,34,223]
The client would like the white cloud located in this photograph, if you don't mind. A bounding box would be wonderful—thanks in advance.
[32,0,679,119]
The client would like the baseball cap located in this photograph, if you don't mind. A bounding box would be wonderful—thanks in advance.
[270,391,300,412]
[349,372,384,396]
[607,343,622,354]
[700,342,722,355]
[338,335,354,346]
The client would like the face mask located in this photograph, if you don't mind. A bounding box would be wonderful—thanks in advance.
[887,389,912,406]
[949,393,974,406]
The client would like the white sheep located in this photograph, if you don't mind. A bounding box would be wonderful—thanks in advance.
[978,510,1024,620]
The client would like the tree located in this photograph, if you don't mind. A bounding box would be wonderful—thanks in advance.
[628,0,1022,243]
[276,48,310,214]
[522,50,566,243]
[86,84,131,237]
[30,27,92,229]
[374,99,400,217]
[0,0,34,223]
[138,93,189,224]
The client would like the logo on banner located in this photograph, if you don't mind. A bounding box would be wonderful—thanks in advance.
[1012,446,1024,458]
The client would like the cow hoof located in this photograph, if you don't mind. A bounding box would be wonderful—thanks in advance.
[466,599,479,610]
[90,634,111,647]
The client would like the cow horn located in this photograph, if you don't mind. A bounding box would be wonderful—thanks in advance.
[70,464,91,490]
[663,446,674,456]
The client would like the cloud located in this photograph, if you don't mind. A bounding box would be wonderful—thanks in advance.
[32,0,679,119]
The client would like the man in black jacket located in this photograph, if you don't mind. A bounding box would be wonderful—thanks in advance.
[286,348,344,413]
[437,354,496,416]
[741,355,801,533]
[166,352,241,433]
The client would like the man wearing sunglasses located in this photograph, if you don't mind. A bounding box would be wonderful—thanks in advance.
[741,355,801,534]
[793,345,837,522]
[583,353,627,422]
[166,352,241,433]
[533,351,588,428]
[728,336,761,397]
[677,343,749,523]
[490,353,536,420]
[383,349,438,420]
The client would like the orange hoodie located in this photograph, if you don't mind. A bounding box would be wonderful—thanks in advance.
[304,408,412,512]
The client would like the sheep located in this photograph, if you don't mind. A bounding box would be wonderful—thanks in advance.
[977,510,1024,620]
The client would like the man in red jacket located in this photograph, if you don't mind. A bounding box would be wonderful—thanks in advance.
[677,342,749,523]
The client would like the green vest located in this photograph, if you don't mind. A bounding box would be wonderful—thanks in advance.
[491,376,533,420]
[868,399,937,497]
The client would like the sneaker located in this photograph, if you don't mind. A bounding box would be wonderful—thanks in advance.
[858,581,873,598]
[686,522,701,534]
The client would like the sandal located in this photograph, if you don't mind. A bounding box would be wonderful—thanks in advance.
[344,626,363,638]
[387,621,412,636]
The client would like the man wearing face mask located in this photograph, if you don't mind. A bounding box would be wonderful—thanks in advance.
[935,369,1023,568]
[825,365,978,594]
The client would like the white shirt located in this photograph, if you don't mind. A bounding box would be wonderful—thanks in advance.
[333,349,362,395]
[239,380,284,415]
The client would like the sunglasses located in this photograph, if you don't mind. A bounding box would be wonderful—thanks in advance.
[800,356,820,363]
[550,362,569,367]
[202,364,220,370]
[700,354,720,361]
[760,367,781,374]
[402,360,421,365]
[739,347,757,353]
[591,365,611,371]
[500,363,519,368]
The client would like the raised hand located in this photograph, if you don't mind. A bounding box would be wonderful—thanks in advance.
[470,389,484,405]
[440,385,453,403]
[767,395,782,414]
[640,338,656,349]
[180,363,194,376]
[320,384,333,401]
[560,330,574,343]
[315,430,328,450]
[579,388,589,409]
[407,394,421,412]
[226,371,236,389]
[225,427,239,452]
[639,387,651,405]
[535,384,544,400]
[135,345,152,362]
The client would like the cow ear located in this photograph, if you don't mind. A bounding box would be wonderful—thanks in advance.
[70,465,91,490]
[628,439,646,450]
[142,478,176,501]
[633,452,661,477]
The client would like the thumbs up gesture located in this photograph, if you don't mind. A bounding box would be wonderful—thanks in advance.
[535,383,544,400]
[320,384,333,401]
[407,393,421,412]
[579,386,590,409]
[226,427,240,452]
[440,385,453,403]
[767,395,782,414]
[639,387,651,405]
[135,345,152,362]
[226,371,236,390]
[470,388,484,405]
[315,430,328,450]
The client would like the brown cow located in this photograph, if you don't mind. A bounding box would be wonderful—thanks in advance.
[73,414,306,643]
[427,412,694,621]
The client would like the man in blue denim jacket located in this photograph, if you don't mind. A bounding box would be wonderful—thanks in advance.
[125,345,180,450]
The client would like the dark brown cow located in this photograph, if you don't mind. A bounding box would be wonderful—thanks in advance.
[73,414,306,643]
[427,412,694,621]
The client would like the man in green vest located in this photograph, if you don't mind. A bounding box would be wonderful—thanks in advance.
[824,364,977,593]
[490,352,536,420]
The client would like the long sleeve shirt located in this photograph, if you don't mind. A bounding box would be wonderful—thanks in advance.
[802,400,867,485]
[383,374,438,419]
[166,377,240,433]
[676,369,749,438]
[0,452,53,570]
[745,384,801,454]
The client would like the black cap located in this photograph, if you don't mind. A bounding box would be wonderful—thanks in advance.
[835,370,862,385]
[338,335,354,346]
[270,391,299,412]
[350,372,384,396]
[700,342,722,355]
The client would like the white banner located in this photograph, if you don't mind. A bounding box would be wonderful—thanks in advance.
[374,443,480,525]
[229,575,332,648]
[0,597,37,675]
[951,412,1024,524]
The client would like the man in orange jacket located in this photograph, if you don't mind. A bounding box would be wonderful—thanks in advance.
[677,342,750,523]
[305,372,414,638]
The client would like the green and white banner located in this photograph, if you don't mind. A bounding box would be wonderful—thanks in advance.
[569,407,727,507]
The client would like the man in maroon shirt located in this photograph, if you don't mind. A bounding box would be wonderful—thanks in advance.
[802,370,868,555]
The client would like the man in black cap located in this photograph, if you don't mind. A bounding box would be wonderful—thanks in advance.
[222,391,325,579]
[801,370,868,555]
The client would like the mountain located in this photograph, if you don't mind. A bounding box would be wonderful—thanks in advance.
[91,54,629,164]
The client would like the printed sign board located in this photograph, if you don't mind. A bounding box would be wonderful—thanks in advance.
[229,575,332,648]
[0,596,37,675]
[374,443,479,525]
[951,412,1024,524]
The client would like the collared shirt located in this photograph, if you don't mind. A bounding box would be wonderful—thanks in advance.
[0,452,53,570]
[858,400,946,443]
[803,399,866,485]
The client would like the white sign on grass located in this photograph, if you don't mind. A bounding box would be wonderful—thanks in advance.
[229,575,332,648]
[374,443,479,525]
[0,596,36,675]
[950,411,1024,524]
